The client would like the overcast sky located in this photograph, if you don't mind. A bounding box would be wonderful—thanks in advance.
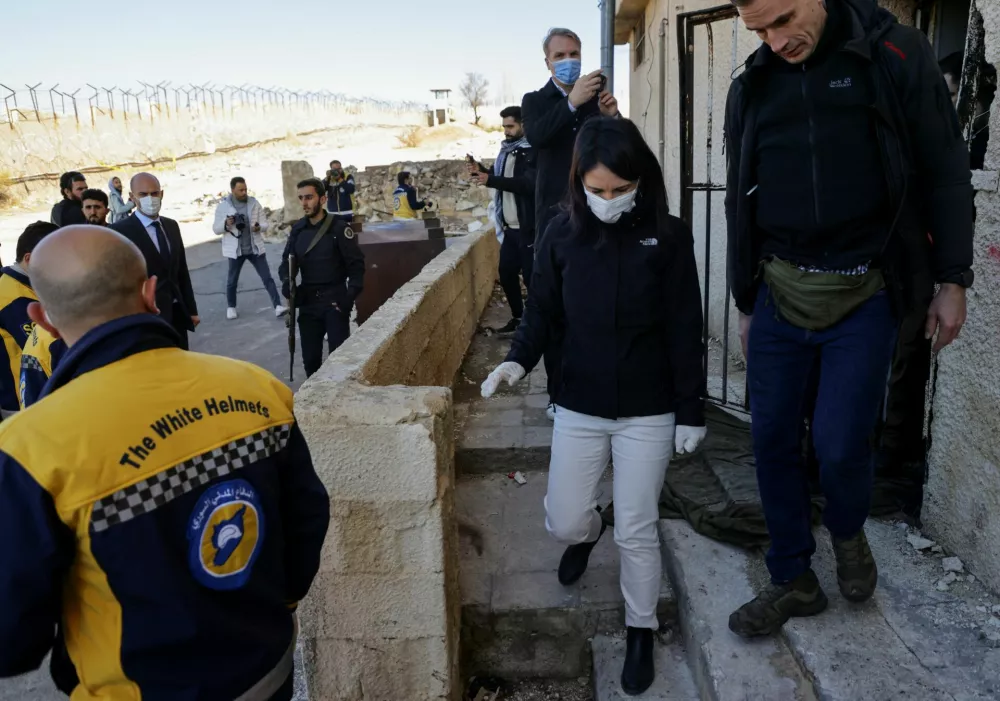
[2,0,630,108]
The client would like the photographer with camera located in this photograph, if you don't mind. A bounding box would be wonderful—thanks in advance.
[212,177,287,320]
[322,159,356,222]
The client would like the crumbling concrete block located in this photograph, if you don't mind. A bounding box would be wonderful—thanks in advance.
[282,160,314,223]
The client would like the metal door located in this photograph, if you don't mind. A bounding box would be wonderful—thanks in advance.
[677,5,757,413]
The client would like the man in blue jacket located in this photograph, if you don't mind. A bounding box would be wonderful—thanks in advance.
[0,224,330,700]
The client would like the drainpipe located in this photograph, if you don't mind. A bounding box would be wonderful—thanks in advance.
[601,0,616,93]
[658,18,669,174]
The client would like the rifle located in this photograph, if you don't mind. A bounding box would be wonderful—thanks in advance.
[287,255,298,382]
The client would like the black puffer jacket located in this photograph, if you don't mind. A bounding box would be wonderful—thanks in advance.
[506,207,706,425]
[724,0,973,315]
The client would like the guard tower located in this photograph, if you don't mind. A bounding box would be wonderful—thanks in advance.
[427,89,454,127]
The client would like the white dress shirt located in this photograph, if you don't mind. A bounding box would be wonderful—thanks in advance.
[134,209,169,255]
[552,78,578,113]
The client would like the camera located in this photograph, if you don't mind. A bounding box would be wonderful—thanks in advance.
[233,213,247,233]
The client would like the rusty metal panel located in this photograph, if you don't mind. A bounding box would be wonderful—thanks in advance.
[353,220,448,326]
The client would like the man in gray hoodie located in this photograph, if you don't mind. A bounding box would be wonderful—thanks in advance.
[107,176,135,224]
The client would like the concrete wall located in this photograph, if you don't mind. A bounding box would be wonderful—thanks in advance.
[924,0,1000,592]
[293,231,499,700]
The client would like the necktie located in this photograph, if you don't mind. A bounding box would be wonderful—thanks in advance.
[151,220,170,263]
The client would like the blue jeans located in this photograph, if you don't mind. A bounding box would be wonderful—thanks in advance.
[748,284,896,584]
[227,254,281,308]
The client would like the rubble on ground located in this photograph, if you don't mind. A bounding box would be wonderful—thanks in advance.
[896,522,1000,647]
[906,533,935,550]
[942,556,965,573]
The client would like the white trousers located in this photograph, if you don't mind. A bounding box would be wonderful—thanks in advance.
[544,406,675,629]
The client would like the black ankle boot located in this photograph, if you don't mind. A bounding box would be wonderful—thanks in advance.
[557,508,607,586]
[621,626,655,695]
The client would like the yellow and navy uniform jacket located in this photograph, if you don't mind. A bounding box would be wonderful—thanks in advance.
[324,173,357,215]
[0,314,330,700]
[19,323,66,409]
[0,266,36,418]
[392,184,427,219]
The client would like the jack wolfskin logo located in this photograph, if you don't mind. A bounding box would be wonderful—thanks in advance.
[829,77,852,89]
[639,238,658,246]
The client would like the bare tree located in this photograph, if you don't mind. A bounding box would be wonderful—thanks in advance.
[460,72,489,125]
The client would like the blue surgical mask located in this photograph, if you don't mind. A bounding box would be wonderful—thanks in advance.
[553,58,582,85]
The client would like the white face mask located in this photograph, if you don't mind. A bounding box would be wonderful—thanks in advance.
[585,187,638,224]
[137,195,162,217]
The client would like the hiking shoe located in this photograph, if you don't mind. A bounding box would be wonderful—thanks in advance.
[621,627,655,696]
[226,307,238,320]
[274,305,289,318]
[495,317,520,334]
[832,529,878,602]
[558,508,607,586]
[728,569,828,638]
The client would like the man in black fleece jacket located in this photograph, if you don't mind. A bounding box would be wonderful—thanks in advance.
[724,0,973,638]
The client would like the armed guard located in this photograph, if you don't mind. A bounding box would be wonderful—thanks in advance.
[279,178,365,378]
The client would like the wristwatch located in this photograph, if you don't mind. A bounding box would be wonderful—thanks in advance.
[941,269,975,288]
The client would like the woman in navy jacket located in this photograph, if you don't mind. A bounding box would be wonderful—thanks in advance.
[481,117,706,695]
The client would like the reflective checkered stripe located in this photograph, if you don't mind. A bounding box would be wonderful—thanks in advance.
[90,424,292,533]
[22,355,44,372]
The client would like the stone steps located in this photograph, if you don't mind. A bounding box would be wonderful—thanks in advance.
[658,519,816,701]
[457,472,676,682]
[647,517,1000,701]
[592,634,698,701]
[454,381,553,475]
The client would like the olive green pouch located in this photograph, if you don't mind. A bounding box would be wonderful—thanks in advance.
[761,257,885,331]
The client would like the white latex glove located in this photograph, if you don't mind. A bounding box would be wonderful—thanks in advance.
[675,425,708,455]
[481,361,526,398]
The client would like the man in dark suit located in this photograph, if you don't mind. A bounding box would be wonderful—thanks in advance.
[521,27,620,417]
[110,172,199,349]
[521,27,620,239]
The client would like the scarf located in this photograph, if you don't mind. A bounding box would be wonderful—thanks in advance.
[493,136,530,230]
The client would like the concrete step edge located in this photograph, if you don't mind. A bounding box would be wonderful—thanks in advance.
[592,633,700,701]
[455,445,550,475]
[658,520,818,701]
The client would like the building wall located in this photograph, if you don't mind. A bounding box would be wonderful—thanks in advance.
[924,0,1000,591]
[625,0,754,370]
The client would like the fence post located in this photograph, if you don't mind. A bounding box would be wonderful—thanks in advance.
[48,84,60,124]
[26,83,42,122]
[67,89,80,127]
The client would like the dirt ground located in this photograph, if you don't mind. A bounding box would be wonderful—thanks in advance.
[0,121,502,255]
